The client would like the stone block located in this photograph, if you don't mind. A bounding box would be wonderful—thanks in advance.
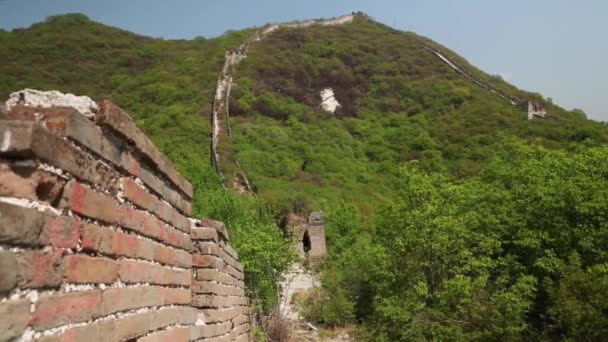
[32,290,103,330]
[0,299,31,341]
[96,100,193,199]
[63,254,119,284]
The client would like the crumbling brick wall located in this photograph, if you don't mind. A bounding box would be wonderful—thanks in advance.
[0,100,251,341]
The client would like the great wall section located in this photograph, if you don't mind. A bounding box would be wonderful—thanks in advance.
[209,14,355,194]
[210,12,524,195]
[0,90,252,342]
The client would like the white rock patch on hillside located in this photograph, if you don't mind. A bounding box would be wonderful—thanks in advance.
[320,88,340,113]
[5,88,98,118]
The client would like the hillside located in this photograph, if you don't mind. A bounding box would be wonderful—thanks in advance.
[2,13,608,341]
[226,13,607,212]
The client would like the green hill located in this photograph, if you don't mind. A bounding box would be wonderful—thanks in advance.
[227,14,607,213]
[2,13,607,340]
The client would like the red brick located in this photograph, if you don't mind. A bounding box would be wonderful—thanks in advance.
[199,218,229,241]
[0,121,119,191]
[32,290,102,330]
[152,306,197,328]
[118,206,170,244]
[122,177,156,212]
[96,100,193,199]
[197,269,220,281]
[82,224,138,259]
[60,181,119,224]
[115,310,154,341]
[190,322,231,339]
[156,200,191,233]
[40,216,81,248]
[0,299,31,341]
[118,206,191,250]
[17,250,63,289]
[138,327,190,342]
[174,249,192,268]
[118,260,191,286]
[193,255,226,269]
[193,295,247,308]
[38,318,117,342]
[64,255,118,283]
[191,227,219,242]
[226,265,245,281]
[160,287,191,305]
[196,242,221,256]
[153,244,176,266]
[102,286,161,315]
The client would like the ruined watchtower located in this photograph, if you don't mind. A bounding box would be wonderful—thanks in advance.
[287,212,327,259]
[523,101,547,120]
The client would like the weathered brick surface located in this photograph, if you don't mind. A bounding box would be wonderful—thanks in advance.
[0,299,31,341]
[190,322,232,339]
[0,251,17,293]
[101,286,190,316]
[118,205,192,251]
[115,306,197,341]
[193,255,226,269]
[96,100,193,199]
[233,333,250,342]
[230,324,250,340]
[0,201,45,245]
[116,310,155,341]
[199,218,229,241]
[1,103,251,341]
[223,244,239,260]
[196,268,221,282]
[192,227,219,242]
[17,250,64,289]
[0,121,119,190]
[232,314,250,326]
[197,307,240,324]
[139,326,190,342]
[0,203,81,248]
[119,260,191,286]
[192,281,245,297]
[192,295,248,309]
[40,215,82,248]
[37,318,118,342]
[196,242,222,256]
[123,177,191,233]
[63,255,119,284]
[32,290,102,330]
[80,223,191,268]
[60,180,119,223]
[226,265,245,280]
[0,163,64,203]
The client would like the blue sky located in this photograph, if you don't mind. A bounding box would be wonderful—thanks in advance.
[1,0,606,121]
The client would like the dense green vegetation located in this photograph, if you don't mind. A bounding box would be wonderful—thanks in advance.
[230,15,607,213]
[3,13,607,340]
[308,141,608,340]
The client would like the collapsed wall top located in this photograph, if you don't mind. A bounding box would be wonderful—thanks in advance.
[3,89,193,200]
